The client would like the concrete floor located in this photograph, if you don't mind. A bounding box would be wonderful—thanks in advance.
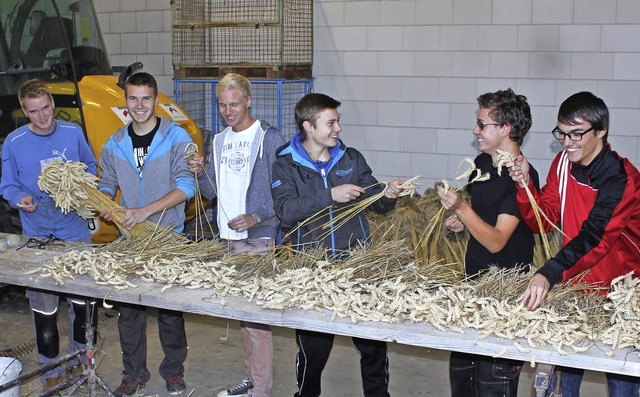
[0,288,609,397]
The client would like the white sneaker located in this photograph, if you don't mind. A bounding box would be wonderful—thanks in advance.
[217,378,253,397]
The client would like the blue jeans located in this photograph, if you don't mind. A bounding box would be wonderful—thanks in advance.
[546,367,639,397]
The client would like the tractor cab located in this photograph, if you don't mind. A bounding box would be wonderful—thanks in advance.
[0,0,110,138]
[0,0,205,241]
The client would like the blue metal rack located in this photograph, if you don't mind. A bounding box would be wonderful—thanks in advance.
[174,78,313,142]
[174,77,313,237]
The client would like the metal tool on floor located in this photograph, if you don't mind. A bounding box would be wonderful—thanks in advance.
[534,363,554,397]
[0,300,114,397]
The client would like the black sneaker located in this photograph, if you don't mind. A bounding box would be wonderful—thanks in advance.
[114,374,145,397]
[217,377,253,396]
[165,373,187,395]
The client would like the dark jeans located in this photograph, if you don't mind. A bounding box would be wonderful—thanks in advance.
[450,351,522,397]
[546,366,640,397]
[118,303,188,383]
[294,329,390,397]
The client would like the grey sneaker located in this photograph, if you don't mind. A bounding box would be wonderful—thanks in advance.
[217,378,253,396]
[165,373,187,395]
[114,374,145,397]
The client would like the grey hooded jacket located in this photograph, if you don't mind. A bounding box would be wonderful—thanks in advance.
[198,120,285,239]
[99,117,195,231]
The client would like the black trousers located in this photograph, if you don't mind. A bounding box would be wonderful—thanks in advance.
[294,329,390,397]
[118,303,188,384]
[450,351,522,397]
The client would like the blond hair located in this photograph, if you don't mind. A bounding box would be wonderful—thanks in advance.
[216,73,251,98]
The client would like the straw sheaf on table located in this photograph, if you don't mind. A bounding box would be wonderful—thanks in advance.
[34,160,640,357]
[35,238,639,358]
[31,203,635,360]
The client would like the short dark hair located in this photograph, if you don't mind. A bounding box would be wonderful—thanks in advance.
[124,72,158,98]
[558,92,609,142]
[295,93,341,139]
[477,88,532,146]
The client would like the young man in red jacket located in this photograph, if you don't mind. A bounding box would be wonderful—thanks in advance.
[508,91,640,397]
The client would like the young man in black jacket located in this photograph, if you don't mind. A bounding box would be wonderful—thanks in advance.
[437,88,539,397]
[271,93,404,397]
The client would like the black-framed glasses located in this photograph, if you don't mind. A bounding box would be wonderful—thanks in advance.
[552,126,594,141]
[476,120,502,130]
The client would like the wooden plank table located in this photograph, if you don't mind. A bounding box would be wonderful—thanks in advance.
[0,241,638,378]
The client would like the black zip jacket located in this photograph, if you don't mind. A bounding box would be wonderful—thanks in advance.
[271,134,395,257]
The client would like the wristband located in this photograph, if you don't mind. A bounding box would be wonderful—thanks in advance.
[251,212,260,224]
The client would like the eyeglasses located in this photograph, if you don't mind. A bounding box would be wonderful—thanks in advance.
[552,126,594,141]
[476,120,502,130]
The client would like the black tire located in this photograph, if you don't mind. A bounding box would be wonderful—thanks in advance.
[0,198,22,234]
[0,138,23,234]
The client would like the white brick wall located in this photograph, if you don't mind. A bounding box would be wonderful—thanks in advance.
[312,0,640,186]
[96,0,173,97]
[559,26,601,52]
[94,0,640,186]
[617,0,640,23]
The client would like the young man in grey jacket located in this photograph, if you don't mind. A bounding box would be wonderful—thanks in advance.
[99,72,195,397]
[188,73,285,397]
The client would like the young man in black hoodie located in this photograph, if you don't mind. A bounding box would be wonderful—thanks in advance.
[271,93,404,397]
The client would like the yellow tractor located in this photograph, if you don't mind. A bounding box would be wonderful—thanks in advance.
[0,0,205,243]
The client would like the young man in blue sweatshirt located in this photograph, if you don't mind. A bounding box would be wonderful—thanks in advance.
[0,79,98,391]
[271,93,404,397]
[98,72,194,396]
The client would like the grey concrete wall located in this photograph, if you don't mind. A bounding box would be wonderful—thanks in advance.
[95,0,173,98]
[95,0,640,185]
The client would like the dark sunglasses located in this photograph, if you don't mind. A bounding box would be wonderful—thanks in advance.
[476,120,502,130]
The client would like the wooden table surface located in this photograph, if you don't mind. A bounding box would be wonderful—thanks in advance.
[0,239,638,377]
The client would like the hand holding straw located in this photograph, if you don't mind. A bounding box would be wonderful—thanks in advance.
[500,150,567,259]
[38,160,161,239]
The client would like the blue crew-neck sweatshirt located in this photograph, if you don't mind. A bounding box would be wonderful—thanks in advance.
[0,121,97,240]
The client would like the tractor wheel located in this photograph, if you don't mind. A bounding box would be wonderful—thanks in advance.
[0,198,22,234]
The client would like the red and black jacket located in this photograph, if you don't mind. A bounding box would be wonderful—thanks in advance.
[517,144,640,292]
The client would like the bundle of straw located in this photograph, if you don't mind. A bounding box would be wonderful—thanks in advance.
[285,177,421,243]
[368,188,467,282]
[496,149,568,260]
[368,159,488,278]
[38,160,163,239]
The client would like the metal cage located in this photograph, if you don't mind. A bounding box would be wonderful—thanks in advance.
[175,77,312,237]
[172,0,313,78]
[174,78,313,145]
